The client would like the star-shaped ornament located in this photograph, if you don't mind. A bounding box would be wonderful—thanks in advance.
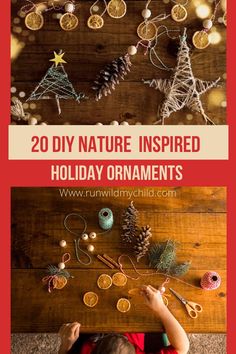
[50,51,67,67]
[143,28,221,125]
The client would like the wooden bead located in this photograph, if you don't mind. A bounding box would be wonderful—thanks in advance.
[120,121,129,125]
[58,262,65,270]
[159,286,166,294]
[65,2,75,13]
[59,240,67,248]
[142,8,151,19]
[28,117,38,125]
[81,233,89,241]
[110,120,119,126]
[203,19,213,29]
[87,244,95,252]
[89,232,97,239]
[40,122,47,125]
[127,45,137,56]
[96,122,103,125]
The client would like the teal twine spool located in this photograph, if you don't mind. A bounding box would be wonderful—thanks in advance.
[98,208,114,230]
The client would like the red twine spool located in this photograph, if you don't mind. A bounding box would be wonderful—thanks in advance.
[200,271,221,290]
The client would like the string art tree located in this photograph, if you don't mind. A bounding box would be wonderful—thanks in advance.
[27,51,86,115]
[143,28,221,125]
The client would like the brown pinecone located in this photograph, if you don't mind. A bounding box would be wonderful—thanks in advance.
[121,201,138,244]
[92,54,132,101]
[134,225,152,262]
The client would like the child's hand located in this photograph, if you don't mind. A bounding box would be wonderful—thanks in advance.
[58,322,81,353]
[140,285,166,314]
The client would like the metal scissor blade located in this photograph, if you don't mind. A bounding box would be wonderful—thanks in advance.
[169,288,187,304]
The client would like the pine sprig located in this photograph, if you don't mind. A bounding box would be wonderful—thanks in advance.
[148,240,190,276]
[46,265,71,279]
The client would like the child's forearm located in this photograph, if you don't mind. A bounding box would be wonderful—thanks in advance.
[154,306,189,354]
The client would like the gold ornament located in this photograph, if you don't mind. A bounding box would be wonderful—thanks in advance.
[107,0,127,19]
[25,12,44,31]
[137,21,157,41]
[87,14,104,29]
[60,13,79,31]
[171,4,187,22]
[192,30,210,49]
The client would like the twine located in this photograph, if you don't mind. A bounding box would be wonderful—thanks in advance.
[98,208,114,230]
[200,271,221,290]
[118,254,200,290]
[64,212,113,266]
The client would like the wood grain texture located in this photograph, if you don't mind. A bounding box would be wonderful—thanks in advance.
[11,1,226,125]
[11,187,226,333]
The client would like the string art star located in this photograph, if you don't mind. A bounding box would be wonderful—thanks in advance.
[143,28,221,125]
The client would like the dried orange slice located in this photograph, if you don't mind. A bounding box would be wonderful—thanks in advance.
[107,0,127,19]
[137,21,157,41]
[223,13,227,26]
[25,12,44,31]
[83,292,99,307]
[171,4,187,22]
[97,274,112,289]
[112,272,127,287]
[60,13,79,31]
[117,298,131,313]
[192,31,210,49]
[87,14,104,29]
[52,275,68,289]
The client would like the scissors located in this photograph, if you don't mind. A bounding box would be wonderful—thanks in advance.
[169,288,203,319]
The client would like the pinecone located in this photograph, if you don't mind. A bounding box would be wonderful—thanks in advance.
[92,54,132,101]
[121,201,138,244]
[134,225,152,262]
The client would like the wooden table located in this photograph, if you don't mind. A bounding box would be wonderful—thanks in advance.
[11,1,226,125]
[11,187,226,333]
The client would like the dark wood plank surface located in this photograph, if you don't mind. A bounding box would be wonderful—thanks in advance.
[11,1,226,125]
[11,187,226,333]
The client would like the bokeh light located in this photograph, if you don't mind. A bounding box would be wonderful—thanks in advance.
[196,4,211,19]
[209,31,222,45]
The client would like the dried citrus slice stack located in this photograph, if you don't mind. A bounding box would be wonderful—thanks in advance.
[112,272,127,287]
[97,274,112,289]
[83,292,99,307]
[52,275,67,290]
[117,298,131,313]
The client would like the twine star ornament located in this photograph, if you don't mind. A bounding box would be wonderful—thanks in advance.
[143,28,221,125]
[50,51,67,67]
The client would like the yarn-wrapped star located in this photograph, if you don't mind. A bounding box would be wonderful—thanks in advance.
[143,28,221,125]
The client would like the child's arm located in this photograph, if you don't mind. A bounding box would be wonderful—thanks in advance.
[140,285,189,354]
[58,322,81,354]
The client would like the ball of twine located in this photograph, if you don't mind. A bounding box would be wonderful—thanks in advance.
[200,271,221,290]
[98,208,114,230]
